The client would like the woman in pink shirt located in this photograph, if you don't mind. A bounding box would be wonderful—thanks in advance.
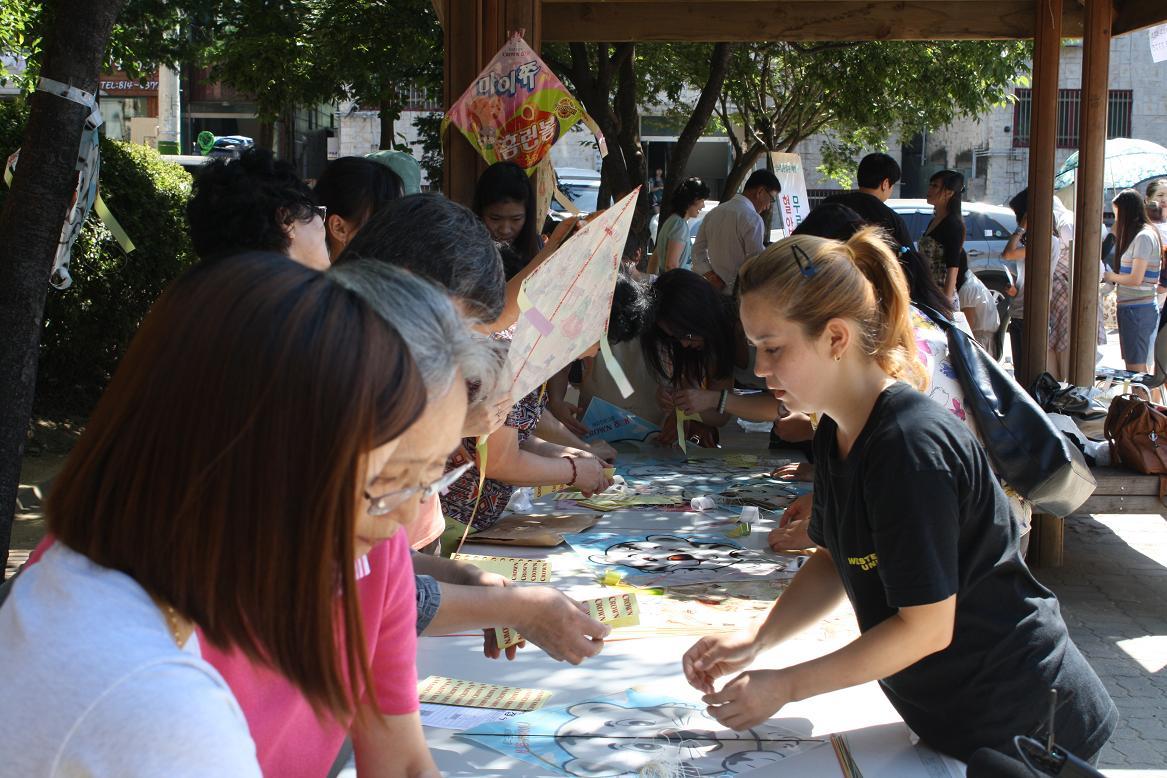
[200,261,503,777]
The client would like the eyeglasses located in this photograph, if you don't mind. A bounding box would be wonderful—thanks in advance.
[312,205,327,220]
[365,462,473,516]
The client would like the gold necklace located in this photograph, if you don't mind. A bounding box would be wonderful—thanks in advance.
[162,604,184,648]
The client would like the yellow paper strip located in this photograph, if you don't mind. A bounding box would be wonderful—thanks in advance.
[454,436,489,555]
[586,592,640,628]
[599,337,634,399]
[450,553,552,582]
[417,675,551,711]
[494,592,638,648]
[494,625,524,650]
[675,409,702,455]
[93,193,135,253]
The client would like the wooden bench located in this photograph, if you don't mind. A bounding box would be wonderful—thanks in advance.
[1027,466,1166,567]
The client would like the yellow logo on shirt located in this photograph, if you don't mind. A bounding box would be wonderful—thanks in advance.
[847,553,879,572]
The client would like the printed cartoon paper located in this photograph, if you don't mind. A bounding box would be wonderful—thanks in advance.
[507,189,638,404]
[443,32,605,173]
[459,688,824,777]
[450,553,551,582]
[580,396,661,443]
[565,532,797,587]
[418,675,551,711]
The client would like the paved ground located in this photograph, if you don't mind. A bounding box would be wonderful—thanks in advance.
[1039,514,1167,769]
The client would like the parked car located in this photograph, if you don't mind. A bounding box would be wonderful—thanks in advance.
[548,167,601,223]
[888,199,1019,359]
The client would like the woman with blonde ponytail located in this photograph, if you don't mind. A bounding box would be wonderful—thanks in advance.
[682,231,1116,764]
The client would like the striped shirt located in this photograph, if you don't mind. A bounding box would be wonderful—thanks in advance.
[1117,226,1163,305]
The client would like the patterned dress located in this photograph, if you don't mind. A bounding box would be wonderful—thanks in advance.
[440,383,550,531]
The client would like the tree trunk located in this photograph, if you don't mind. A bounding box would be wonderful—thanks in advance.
[611,44,649,249]
[661,43,733,217]
[722,140,767,201]
[0,0,125,576]
[258,120,275,150]
[382,99,406,149]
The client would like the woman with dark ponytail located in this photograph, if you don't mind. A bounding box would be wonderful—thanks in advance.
[682,228,1116,765]
[649,177,710,273]
[919,169,967,307]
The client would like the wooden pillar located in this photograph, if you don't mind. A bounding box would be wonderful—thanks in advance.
[441,0,541,206]
[1068,0,1112,386]
[1021,0,1062,390]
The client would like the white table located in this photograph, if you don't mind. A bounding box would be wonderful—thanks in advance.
[419,500,967,777]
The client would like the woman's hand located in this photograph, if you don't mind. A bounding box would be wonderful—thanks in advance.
[768,494,813,552]
[703,669,794,731]
[475,572,528,660]
[771,462,813,481]
[569,456,614,497]
[548,399,589,437]
[585,439,618,463]
[656,385,677,412]
[462,393,512,438]
[682,631,759,695]
[673,388,719,415]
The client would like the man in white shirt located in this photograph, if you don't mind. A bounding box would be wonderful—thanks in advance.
[692,169,781,294]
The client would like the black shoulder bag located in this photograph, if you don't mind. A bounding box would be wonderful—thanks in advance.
[919,306,1096,517]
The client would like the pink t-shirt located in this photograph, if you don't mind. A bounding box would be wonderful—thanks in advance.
[406,495,444,550]
[199,531,418,777]
[25,530,418,777]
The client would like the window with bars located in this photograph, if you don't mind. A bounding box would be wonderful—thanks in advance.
[1012,88,1134,148]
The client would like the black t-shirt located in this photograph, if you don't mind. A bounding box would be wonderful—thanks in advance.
[821,191,916,251]
[808,383,1115,761]
[818,192,947,312]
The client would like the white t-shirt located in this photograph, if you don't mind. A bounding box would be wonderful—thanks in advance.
[0,544,261,777]
[691,194,765,295]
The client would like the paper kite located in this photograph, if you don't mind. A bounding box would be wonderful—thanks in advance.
[506,188,638,404]
[443,32,606,173]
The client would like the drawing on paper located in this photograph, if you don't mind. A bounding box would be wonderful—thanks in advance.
[564,532,797,587]
[460,689,824,777]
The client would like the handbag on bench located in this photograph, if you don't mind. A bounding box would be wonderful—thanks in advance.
[1104,394,1167,504]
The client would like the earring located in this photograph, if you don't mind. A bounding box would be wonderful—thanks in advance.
[833,354,841,362]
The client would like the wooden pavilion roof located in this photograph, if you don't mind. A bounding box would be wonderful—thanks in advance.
[536,0,1164,41]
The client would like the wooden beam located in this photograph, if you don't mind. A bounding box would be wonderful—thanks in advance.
[542,1,1085,41]
[1020,0,1061,390]
[1069,0,1111,387]
[1113,0,1167,35]
[442,0,485,205]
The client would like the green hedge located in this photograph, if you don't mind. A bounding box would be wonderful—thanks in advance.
[0,99,199,417]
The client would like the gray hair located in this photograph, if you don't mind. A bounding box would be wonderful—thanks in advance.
[327,259,503,400]
[334,193,506,323]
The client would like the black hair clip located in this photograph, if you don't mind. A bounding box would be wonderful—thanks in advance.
[792,243,817,279]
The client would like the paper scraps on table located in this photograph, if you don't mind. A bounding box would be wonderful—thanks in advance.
[565,531,799,587]
[450,553,552,582]
[458,688,825,777]
[579,396,659,443]
[571,494,685,511]
[723,453,760,469]
[418,675,551,711]
[494,592,641,650]
[419,702,523,730]
[462,512,600,547]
